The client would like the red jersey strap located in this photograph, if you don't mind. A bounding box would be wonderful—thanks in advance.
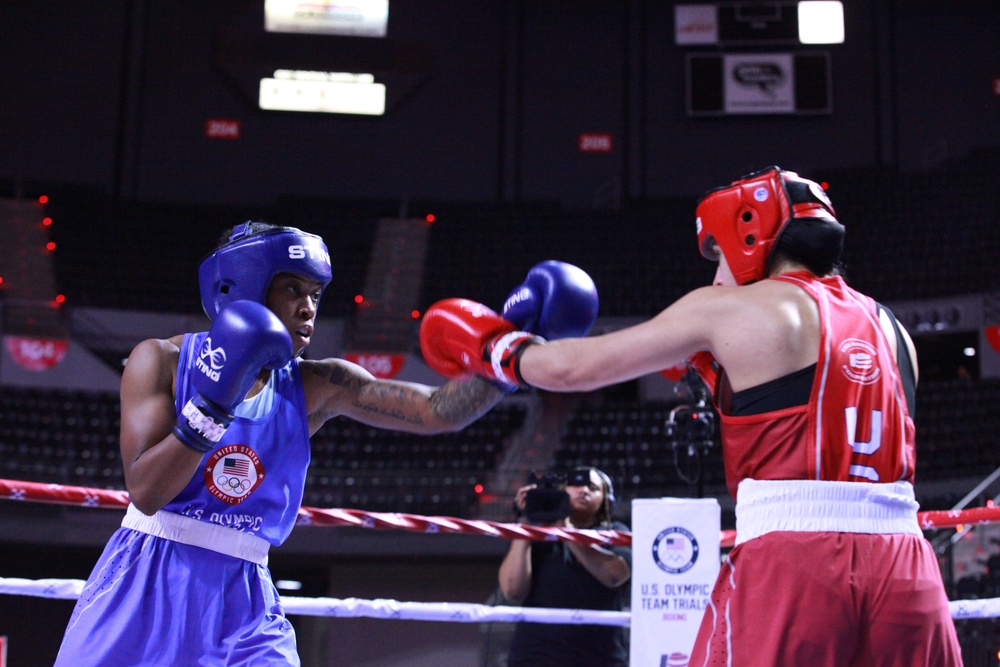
[687,351,719,398]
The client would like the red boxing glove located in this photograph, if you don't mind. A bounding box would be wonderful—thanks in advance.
[419,298,544,388]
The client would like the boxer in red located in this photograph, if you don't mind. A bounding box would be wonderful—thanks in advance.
[420,167,963,666]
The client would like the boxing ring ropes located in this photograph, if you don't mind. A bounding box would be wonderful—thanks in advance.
[2,477,1000,627]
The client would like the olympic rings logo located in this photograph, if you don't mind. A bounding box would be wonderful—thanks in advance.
[652,526,699,575]
[199,337,227,370]
[217,475,252,494]
[204,446,264,505]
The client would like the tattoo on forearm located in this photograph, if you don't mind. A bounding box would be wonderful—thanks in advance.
[355,382,426,426]
[431,379,504,424]
[354,402,424,425]
[311,361,504,428]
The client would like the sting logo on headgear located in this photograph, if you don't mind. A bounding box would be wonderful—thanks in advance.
[195,337,225,382]
[288,243,330,262]
[198,223,333,320]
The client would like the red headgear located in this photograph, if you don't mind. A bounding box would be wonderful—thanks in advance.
[695,166,838,285]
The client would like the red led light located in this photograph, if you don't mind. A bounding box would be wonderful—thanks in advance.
[411,310,420,319]
[425,214,435,224]
[820,181,829,190]
[474,484,484,494]
[38,195,49,204]
[354,294,364,304]
[46,241,56,251]
[0,276,4,287]
[55,294,66,304]
[42,217,53,226]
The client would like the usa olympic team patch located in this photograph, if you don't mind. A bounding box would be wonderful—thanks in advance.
[203,444,265,505]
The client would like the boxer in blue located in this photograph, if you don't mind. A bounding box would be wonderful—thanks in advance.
[55,221,599,666]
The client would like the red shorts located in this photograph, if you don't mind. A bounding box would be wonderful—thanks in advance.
[689,531,963,666]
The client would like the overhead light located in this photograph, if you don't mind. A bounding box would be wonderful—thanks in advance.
[259,70,386,115]
[798,1,844,44]
[264,0,389,37]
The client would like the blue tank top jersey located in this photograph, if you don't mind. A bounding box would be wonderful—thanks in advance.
[166,331,311,546]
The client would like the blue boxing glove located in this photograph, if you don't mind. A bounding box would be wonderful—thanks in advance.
[502,260,599,340]
[173,300,293,453]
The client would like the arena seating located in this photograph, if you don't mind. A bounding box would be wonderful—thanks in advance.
[304,403,527,516]
[0,387,123,489]
[42,152,1000,318]
[0,386,526,518]
[3,378,998,519]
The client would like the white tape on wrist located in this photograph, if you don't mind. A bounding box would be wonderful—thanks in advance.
[180,399,228,444]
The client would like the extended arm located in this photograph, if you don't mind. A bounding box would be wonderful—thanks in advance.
[302,358,509,436]
[422,281,823,395]
[304,260,598,434]
[420,288,719,394]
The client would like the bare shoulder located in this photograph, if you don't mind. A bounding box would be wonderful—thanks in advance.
[127,337,181,371]
[697,281,820,389]
[298,357,372,418]
[122,336,183,399]
[661,283,788,329]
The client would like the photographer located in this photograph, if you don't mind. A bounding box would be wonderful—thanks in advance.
[498,467,631,667]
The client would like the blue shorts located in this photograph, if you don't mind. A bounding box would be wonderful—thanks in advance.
[55,527,299,666]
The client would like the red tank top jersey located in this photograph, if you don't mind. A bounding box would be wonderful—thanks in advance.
[714,272,916,498]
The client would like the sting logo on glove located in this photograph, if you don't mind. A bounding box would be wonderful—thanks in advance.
[196,338,227,382]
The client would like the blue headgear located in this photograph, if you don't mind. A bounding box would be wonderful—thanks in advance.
[199,223,333,320]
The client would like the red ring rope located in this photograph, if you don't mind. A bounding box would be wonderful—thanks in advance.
[1,477,991,549]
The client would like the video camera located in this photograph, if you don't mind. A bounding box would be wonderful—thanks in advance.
[522,471,569,524]
[665,405,716,445]
[521,469,594,524]
[665,365,715,448]
[666,365,717,490]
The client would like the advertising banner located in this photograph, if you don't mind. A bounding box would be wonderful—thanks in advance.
[723,53,795,114]
[630,498,721,667]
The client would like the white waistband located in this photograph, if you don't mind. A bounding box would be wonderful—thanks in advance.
[122,504,270,565]
[735,479,922,547]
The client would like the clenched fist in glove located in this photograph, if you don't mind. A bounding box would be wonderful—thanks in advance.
[419,299,543,389]
[173,300,292,453]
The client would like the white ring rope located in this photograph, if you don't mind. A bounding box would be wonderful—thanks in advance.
[0,576,993,623]
[3,478,998,625]
[0,577,629,626]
